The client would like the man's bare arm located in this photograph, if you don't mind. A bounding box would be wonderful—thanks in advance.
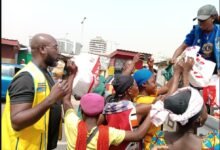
[11,80,69,131]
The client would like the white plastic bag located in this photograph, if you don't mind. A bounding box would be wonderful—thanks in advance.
[181,46,216,88]
[189,55,216,87]
[71,53,100,98]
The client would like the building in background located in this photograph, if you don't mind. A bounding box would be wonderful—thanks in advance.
[89,36,107,53]
[29,36,82,55]
[17,44,32,64]
[108,49,151,75]
[1,38,20,64]
[57,38,82,55]
[74,42,83,55]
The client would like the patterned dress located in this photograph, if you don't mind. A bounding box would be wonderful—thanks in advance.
[149,130,220,150]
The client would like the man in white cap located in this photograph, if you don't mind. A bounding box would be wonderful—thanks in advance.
[171,4,220,75]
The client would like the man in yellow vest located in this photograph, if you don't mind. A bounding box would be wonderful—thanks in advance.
[2,33,71,150]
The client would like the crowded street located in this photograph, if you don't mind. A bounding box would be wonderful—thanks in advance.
[2,0,219,150]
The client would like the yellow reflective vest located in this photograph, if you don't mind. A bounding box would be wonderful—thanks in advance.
[2,62,57,150]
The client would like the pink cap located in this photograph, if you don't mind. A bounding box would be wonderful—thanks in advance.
[80,93,104,116]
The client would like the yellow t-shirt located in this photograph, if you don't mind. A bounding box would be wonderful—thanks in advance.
[64,109,126,150]
[134,95,161,150]
[134,95,155,104]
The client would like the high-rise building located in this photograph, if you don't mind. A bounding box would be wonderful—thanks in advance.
[89,36,107,53]
[57,38,82,55]
[57,39,73,54]
[74,42,83,55]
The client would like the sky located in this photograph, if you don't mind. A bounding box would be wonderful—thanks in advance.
[2,0,219,58]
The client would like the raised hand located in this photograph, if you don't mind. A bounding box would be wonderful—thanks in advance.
[147,56,154,69]
[183,57,194,72]
[48,79,69,103]
[173,59,183,74]
[133,53,141,63]
[62,61,77,111]
[66,60,78,76]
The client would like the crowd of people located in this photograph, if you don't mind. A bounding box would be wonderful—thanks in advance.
[1,4,219,150]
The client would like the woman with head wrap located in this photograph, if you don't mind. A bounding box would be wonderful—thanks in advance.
[133,67,180,148]
[133,68,157,103]
[133,67,178,105]
[132,68,162,149]
[132,57,196,149]
[150,87,219,150]
[150,58,219,150]
[99,74,152,150]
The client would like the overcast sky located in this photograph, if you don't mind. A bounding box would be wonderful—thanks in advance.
[2,0,219,58]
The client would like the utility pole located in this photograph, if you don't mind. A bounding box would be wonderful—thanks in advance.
[81,17,87,53]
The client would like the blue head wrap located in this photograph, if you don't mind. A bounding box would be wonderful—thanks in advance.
[133,68,153,86]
